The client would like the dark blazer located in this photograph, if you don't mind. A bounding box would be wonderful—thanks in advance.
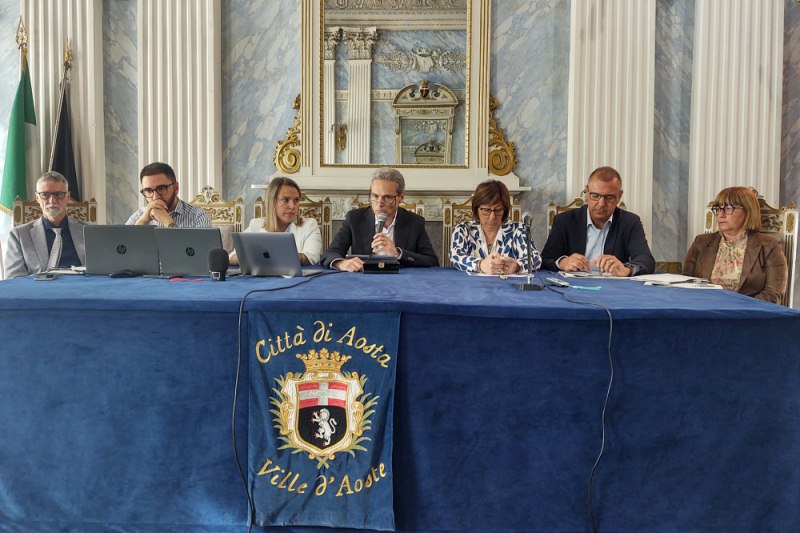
[682,231,787,304]
[4,216,87,279]
[322,207,439,268]
[540,206,655,274]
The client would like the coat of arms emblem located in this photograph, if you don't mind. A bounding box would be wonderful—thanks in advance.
[272,349,378,468]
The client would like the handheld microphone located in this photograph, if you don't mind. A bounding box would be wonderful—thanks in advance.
[521,211,533,228]
[375,213,388,234]
[372,213,392,258]
[208,248,229,281]
[513,211,542,291]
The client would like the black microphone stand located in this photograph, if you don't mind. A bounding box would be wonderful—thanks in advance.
[513,220,542,291]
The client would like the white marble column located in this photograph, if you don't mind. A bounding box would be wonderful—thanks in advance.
[138,0,222,199]
[688,0,784,237]
[323,28,340,165]
[567,0,656,236]
[343,28,377,165]
[22,0,107,221]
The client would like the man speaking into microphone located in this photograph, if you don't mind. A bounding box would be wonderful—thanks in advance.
[322,168,439,271]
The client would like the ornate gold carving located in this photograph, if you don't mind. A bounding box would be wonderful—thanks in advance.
[12,195,98,226]
[62,40,73,74]
[15,17,27,49]
[297,348,350,374]
[488,95,516,176]
[334,123,347,151]
[190,186,244,231]
[274,94,302,174]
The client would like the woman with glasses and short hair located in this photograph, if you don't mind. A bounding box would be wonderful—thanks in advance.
[449,180,541,274]
[230,177,322,266]
[682,186,787,303]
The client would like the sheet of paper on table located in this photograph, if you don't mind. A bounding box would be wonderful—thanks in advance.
[632,273,723,289]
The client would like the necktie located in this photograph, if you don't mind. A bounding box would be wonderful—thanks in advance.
[46,228,63,271]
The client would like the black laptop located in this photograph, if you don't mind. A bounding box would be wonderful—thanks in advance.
[154,227,223,276]
[83,225,160,275]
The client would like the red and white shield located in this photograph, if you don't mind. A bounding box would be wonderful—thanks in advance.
[281,373,363,457]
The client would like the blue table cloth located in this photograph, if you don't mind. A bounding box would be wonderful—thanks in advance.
[1,269,798,532]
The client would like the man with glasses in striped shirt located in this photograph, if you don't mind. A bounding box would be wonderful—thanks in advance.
[126,162,211,228]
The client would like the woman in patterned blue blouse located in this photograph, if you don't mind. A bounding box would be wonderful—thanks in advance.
[449,180,542,274]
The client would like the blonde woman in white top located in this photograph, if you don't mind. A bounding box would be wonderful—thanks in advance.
[230,177,322,265]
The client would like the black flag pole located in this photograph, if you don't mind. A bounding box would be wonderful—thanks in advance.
[49,40,80,201]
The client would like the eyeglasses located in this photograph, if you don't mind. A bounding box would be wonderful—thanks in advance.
[370,193,397,204]
[140,183,174,198]
[36,191,68,200]
[586,191,619,203]
[478,207,505,216]
[711,205,741,215]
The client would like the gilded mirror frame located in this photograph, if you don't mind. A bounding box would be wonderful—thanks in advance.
[284,0,519,197]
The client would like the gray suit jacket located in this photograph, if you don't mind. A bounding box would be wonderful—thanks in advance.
[682,231,787,304]
[4,217,87,279]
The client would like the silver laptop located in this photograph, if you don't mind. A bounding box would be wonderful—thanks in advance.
[83,225,160,275]
[232,232,317,277]
[155,227,223,277]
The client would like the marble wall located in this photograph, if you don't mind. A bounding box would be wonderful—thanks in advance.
[652,0,694,262]
[102,0,138,224]
[221,0,300,220]
[782,0,800,307]
[0,2,25,182]
[491,0,570,251]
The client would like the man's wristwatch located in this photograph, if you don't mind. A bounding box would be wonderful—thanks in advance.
[624,262,639,276]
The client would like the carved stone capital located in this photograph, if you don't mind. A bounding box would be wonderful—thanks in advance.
[342,27,378,60]
[323,28,342,60]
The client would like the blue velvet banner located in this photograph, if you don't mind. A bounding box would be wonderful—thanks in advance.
[248,311,399,530]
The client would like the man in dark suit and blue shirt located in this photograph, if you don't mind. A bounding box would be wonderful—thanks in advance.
[322,168,439,271]
[541,166,655,276]
[4,171,86,279]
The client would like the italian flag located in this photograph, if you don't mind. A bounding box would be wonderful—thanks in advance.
[0,51,40,255]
